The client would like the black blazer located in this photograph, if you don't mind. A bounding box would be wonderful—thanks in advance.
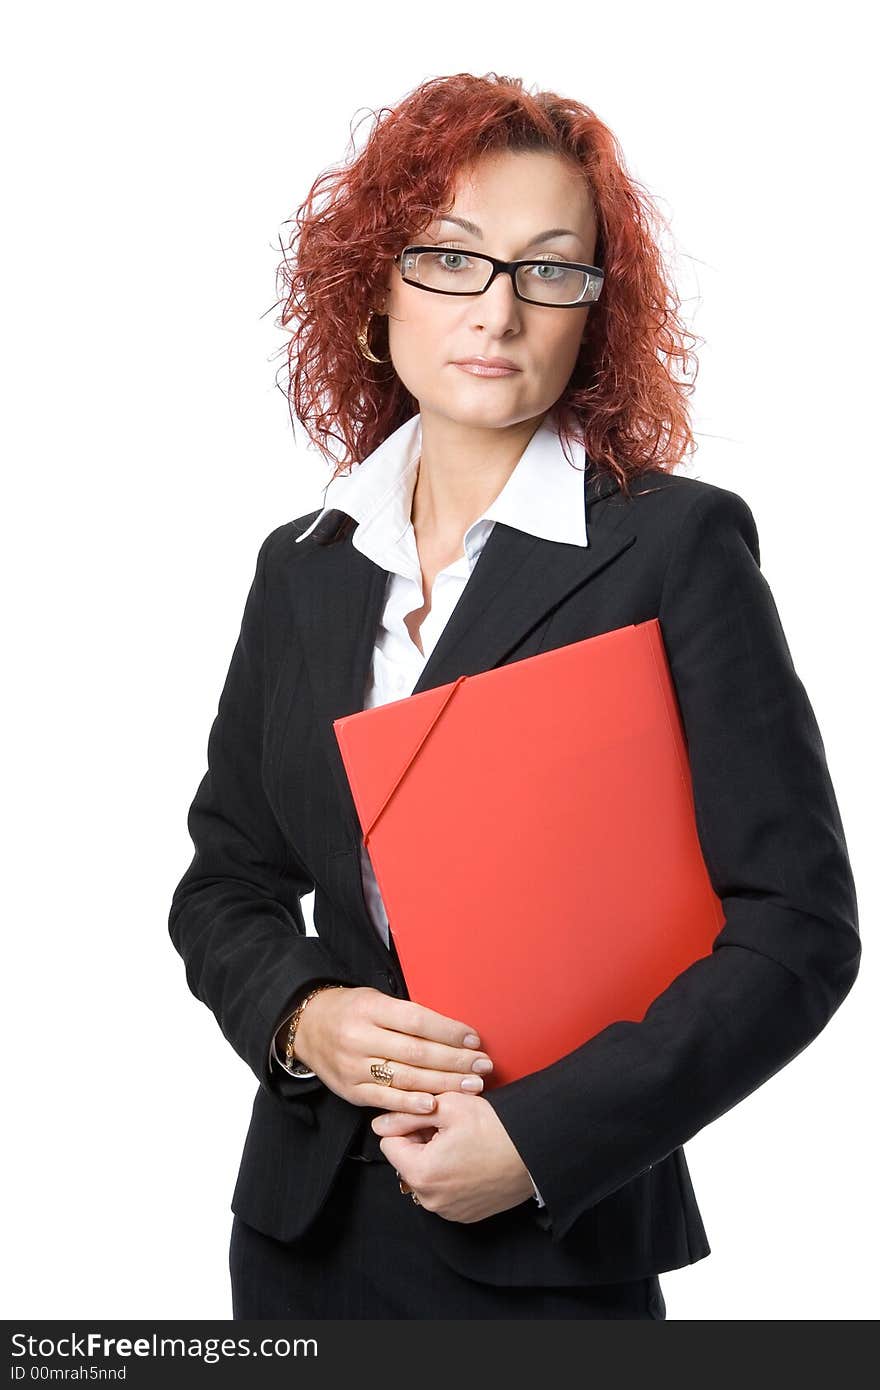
[168,459,861,1288]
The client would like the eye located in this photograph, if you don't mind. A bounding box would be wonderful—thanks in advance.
[525,259,566,281]
[425,250,474,273]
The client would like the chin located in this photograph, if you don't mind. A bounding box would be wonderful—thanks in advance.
[432,391,534,431]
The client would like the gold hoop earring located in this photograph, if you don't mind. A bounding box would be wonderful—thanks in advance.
[357,309,390,363]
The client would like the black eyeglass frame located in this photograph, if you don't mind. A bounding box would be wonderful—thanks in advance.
[392,245,605,307]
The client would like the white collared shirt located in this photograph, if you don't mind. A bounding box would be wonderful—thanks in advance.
[272,411,591,1206]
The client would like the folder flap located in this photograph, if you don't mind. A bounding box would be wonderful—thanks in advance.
[333,675,467,842]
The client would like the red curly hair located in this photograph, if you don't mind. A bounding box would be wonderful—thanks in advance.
[275,71,699,502]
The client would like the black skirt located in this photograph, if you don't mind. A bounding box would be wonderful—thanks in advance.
[229,1137,667,1320]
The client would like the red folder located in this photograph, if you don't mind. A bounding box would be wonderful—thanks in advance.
[333,619,724,1087]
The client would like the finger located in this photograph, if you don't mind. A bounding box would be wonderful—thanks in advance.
[361,1045,486,1095]
[362,1084,439,1116]
[373,1026,494,1079]
[371,1111,437,1137]
[368,996,484,1052]
[369,1057,488,1096]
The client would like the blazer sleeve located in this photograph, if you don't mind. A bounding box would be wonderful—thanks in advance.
[483,487,861,1243]
[168,527,364,1102]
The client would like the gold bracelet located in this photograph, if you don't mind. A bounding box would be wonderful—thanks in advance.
[284,984,347,1070]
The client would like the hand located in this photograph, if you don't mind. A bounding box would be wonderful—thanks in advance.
[293,987,495,1115]
[372,1091,536,1223]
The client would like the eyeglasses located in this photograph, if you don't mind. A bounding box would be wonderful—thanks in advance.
[393,245,604,308]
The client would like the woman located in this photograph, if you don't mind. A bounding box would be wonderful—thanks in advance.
[169,73,860,1319]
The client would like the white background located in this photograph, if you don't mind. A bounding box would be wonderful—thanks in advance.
[3,0,875,1321]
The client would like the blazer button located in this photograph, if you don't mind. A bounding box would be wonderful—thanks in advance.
[385,971,401,995]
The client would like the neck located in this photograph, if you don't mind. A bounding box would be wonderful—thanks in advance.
[411,407,550,542]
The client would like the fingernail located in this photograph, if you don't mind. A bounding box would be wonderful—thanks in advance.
[418,1097,435,1112]
[463,1033,480,1047]
[460,1076,483,1091]
[472,1058,493,1073]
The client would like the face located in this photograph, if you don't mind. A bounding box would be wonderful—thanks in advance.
[381,149,599,434]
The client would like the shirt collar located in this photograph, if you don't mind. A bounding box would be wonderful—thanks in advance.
[295,411,589,574]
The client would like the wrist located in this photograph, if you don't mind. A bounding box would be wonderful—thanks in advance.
[283,983,347,1072]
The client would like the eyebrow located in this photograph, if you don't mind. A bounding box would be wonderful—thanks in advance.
[435,215,583,248]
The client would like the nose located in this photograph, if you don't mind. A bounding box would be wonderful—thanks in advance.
[467,269,523,336]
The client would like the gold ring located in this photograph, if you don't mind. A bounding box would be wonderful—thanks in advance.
[370,1059,394,1085]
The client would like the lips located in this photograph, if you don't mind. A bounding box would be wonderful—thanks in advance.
[453,357,520,377]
